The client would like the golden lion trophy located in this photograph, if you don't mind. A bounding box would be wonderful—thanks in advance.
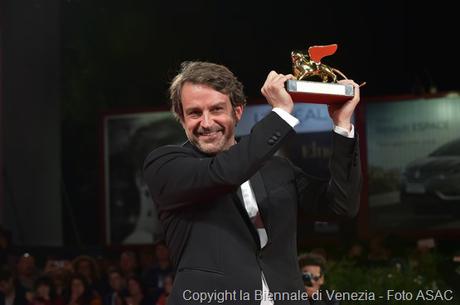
[286,44,361,104]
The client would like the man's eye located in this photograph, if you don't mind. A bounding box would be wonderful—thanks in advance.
[188,111,200,117]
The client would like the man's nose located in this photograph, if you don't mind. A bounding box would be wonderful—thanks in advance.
[200,112,212,128]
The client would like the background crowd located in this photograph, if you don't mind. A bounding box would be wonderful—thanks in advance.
[1,226,459,305]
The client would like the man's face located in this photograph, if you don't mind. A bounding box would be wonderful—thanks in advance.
[77,260,92,280]
[36,284,51,299]
[301,265,324,296]
[180,83,243,155]
[71,279,85,297]
[0,279,14,295]
[155,244,170,261]
[17,255,35,276]
[127,279,141,295]
[109,272,125,291]
[120,253,137,273]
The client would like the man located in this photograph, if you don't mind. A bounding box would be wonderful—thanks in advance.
[299,253,339,305]
[16,253,39,291]
[142,242,174,301]
[119,251,139,278]
[0,266,28,305]
[103,268,126,305]
[143,61,362,304]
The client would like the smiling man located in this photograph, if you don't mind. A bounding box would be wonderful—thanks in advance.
[143,61,362,304]
[179,82,243,154]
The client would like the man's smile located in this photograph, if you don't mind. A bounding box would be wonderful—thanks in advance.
[197,128,224,140]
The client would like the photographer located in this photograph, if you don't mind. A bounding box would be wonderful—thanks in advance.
[299,253,339,305]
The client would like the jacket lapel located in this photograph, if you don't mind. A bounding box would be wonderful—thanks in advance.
[234,188,261,248]
[249,171,271,243]
[233,171,271,249]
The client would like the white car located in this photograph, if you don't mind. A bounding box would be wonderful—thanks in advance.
[400,138,460,213]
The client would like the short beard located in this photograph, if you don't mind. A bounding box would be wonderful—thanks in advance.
[194,133,230,155]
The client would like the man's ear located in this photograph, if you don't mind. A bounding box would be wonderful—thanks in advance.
[234,105,244,123]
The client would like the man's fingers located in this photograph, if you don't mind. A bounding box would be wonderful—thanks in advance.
[338,79,360,106]
[337,79,356,86]
[264,72,285,91]
[266,70,278,82]
[262,71,279,91]
[261,71,294,100]
[263,72,294,88]
[272,74,294,89]
[350,82,360,106]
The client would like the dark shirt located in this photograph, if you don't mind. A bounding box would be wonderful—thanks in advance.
[142,265,174,301]
[0,289,28,305]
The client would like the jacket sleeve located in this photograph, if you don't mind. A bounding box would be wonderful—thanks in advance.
[143,112,294,211]
[294,132,362,218]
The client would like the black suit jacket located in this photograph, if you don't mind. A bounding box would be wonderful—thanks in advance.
[143,112,362,304]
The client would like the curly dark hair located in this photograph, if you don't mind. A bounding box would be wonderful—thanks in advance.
[169,61,247,121]
[298,253,326,274]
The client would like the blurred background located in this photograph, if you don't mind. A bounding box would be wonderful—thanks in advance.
[1,0,460,304]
